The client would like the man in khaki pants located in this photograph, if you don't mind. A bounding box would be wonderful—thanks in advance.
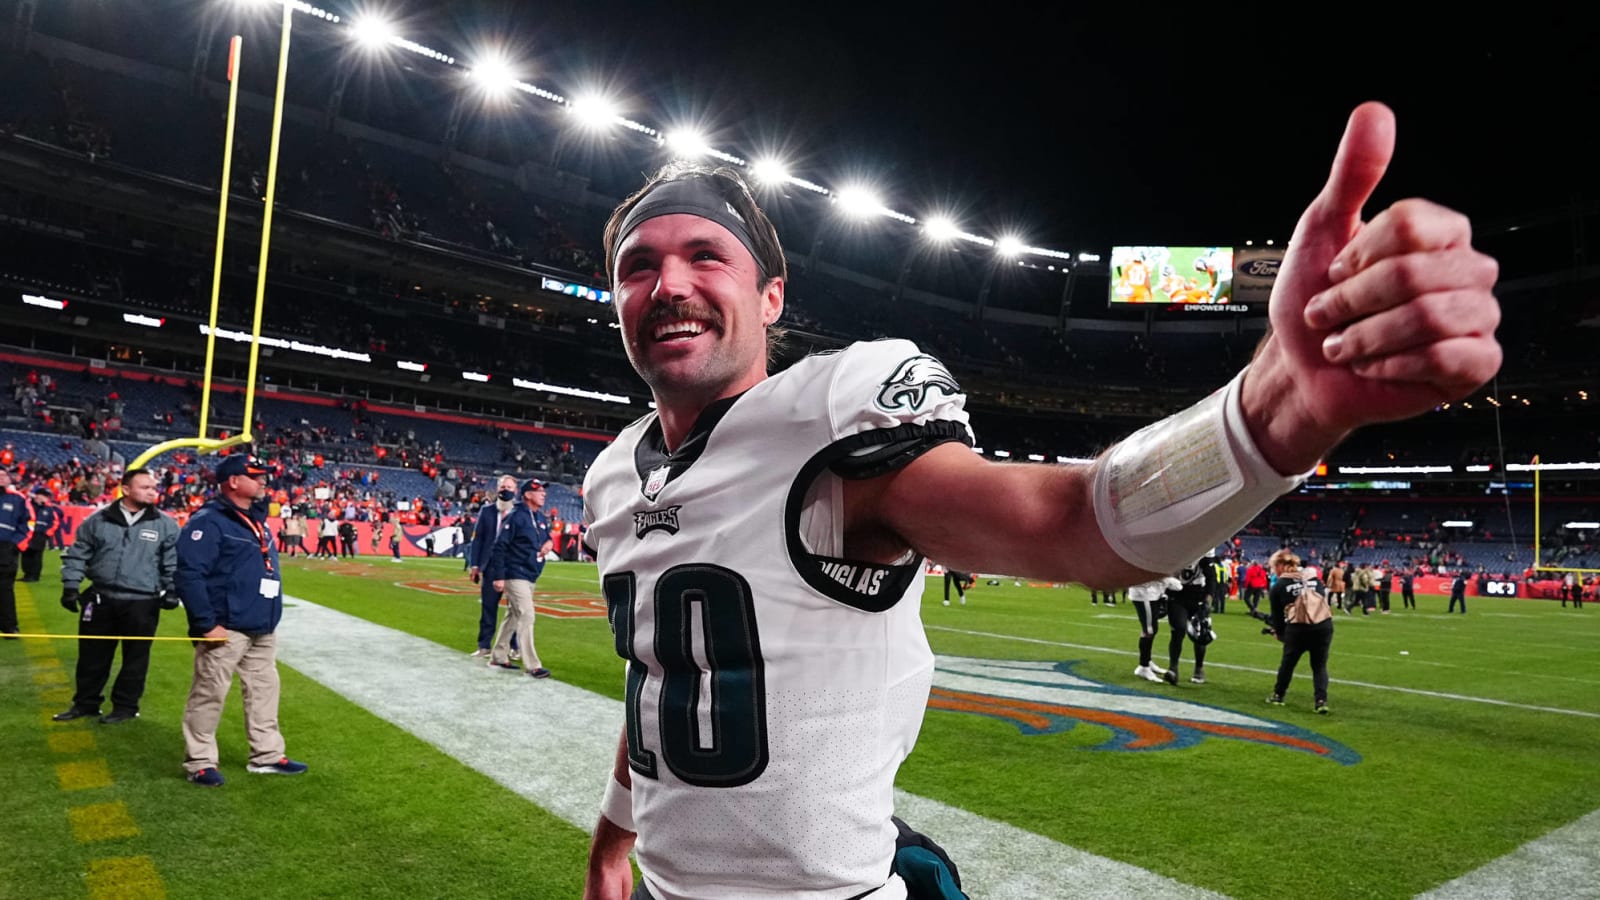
[488,479,554,678]
[175,455,307,787]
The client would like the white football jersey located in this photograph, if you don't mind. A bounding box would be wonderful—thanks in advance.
[583,339,973,900]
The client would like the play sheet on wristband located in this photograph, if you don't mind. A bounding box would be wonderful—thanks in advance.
[1106,389,1239,525]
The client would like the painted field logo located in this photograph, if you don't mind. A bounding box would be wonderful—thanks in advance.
[931,656,1359,764]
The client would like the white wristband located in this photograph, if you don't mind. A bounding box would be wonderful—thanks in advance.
[1091,366,1311,575]
[600,774,634,832]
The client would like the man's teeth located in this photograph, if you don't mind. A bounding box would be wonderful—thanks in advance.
[654,320,707,340]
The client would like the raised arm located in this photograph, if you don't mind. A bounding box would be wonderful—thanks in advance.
[863,103,1499,589]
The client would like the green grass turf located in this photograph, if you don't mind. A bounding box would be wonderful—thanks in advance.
[6,555,1599,898]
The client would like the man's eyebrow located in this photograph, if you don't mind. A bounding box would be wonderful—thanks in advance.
[617,234,736,264]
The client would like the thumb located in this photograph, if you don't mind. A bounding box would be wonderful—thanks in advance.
[1305,101,1396,233]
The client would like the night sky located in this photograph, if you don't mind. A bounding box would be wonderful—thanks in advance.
[448,2,1598,248]
[35,2,1600,256]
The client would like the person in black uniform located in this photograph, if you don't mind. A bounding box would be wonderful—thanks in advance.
[1399,567,1416,610]
[1263,549,1334,714]
[1162,553,1217,685]
[0,465,36,637]
[942,568,971,607]
[1448,570,1468,614]
[1375,563,1393,614]
[19,486,59,582]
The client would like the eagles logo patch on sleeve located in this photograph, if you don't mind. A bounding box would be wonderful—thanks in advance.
[874,355,961,413]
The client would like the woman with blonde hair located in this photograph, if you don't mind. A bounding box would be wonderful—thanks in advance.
[1265,549,1334,714]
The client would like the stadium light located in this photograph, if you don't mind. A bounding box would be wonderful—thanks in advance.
[469,55,517,97]
[664,129,710,159]
[996,236,1024,258]
[349,15,396,51]
[1078,251,1101,263]
[568,94,621,129]
[749,158,791,186]
[1442,520,1475,528]
[1566,521,1600,529]
[924,216,960,243]
[835,187,885,220]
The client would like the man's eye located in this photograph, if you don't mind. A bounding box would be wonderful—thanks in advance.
[693,250,721,262]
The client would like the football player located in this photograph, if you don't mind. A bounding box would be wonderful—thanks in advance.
[1162,556,1217,685]
[581,102,1502,900]
[1131,575,1180,682]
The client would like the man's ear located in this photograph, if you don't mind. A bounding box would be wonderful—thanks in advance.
[761,278,785,326]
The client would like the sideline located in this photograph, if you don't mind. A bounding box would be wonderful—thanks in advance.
[275,595,1225,899]
[1415,806,1600,900]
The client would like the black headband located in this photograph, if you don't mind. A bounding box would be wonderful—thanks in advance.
[614,177,763,273]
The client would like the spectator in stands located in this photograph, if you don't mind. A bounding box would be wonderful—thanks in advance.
[487,478,552,678]
[19,485,61,582]
[466,475,519,658]
[51,468,178,725]
[0,465,37,638]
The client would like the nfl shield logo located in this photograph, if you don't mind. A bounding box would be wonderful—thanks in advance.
[642,465,671,503]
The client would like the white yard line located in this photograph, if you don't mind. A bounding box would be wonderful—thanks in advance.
[275,596,1227,900]
[925,625,1600,720]
[1414,807,1600,900]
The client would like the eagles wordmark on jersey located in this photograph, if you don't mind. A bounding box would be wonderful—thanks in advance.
[582,339,973,900]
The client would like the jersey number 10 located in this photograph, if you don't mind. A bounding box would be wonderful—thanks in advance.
[604,565,769,788]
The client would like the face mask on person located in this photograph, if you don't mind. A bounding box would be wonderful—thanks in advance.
[497,489,516,502]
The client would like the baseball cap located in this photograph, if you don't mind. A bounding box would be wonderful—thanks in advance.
[216,455,270,479]
[520,478,546,493]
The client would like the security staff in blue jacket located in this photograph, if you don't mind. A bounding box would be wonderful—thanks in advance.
[0,465,36,637]
[487,478,554,678]
[175,455,306,787]
[466,474,521,657]
[20,486,59,582]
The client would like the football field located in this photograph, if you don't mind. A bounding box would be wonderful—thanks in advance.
[4,556,1598,899]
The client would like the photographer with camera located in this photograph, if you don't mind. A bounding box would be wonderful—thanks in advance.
[1263,549,1334,715]
[51,468,179,725]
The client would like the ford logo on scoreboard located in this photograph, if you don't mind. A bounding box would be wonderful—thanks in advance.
[1232,247,1281,305]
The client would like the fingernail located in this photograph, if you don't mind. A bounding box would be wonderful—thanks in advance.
[1304,294,1327,326]
[1327,258,1350,282]
[1322,332,1344,361]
